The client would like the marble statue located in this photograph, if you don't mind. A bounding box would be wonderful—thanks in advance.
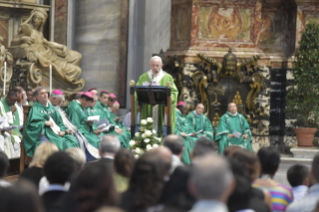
[0,35,13,88]
[10,8,84,92]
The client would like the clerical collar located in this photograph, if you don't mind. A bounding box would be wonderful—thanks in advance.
[148,69,165,83]
[194,111,202,117]
[229,112,237,116]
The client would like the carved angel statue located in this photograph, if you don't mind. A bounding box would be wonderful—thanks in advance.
[10,8,84,91]
[0,35,13,86]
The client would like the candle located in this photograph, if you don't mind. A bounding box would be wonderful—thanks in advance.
[3,61,6,96]
[50,64,52,94]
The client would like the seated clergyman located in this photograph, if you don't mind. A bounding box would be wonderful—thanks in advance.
[215,102,253,154]
[66,92,101,148]
[48,89,100,160]
[23,87,79,157]
[0,88,23,159]
[186,103,214,141]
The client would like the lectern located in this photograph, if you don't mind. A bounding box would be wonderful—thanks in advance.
[130,80,172,138]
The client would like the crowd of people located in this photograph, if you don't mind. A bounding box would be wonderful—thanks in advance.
[0,135,318,212]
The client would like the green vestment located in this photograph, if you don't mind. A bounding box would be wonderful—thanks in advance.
[135,71,178,135]
[174,108,197,165]
[93,100,130,148]
[215,111,253,154]
[66,100,101,148]
[186,111,214,141]
[23,101,79,157]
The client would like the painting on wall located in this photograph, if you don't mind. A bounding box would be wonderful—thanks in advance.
[198,7,252,41]
[259,13,284,45]
[0,19,8,48]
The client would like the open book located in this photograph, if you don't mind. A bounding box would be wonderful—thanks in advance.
[232,131,242,139]
[186,129,203,136]
[86,115,100,123]
[97,118,115,132]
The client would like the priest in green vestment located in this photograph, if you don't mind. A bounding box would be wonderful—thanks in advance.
[23,87,79,157]
[66,92,101,148]
[0,88,22,159]
[92,90,130,148]
[215,102,253,154]
[174,101,198,164]
[135,56,178,135]
[186,103,214,141]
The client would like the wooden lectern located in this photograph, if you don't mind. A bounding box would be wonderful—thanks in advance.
[130,80,172,138]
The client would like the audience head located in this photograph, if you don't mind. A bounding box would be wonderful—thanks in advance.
[177,101,188,115]
[160,166,196,210]
[99,135,121,157]
[0,180,44,212]
[26,89,33,102]
[227,149,261,183]
[65,147,87,171]
[257,146,280,177]
[6,89,18,106]
[191,137,217,159]
[195,103,205,115]
[0,151,9,178]
[80,92,93,109]
[311,153,319,184]
[69,162,118,212]
[150,56,163,75]
[14,86,23,103]
[99,90,109,106]
[228,102,237,114]
[114,149,136,178]
[149,146,172,177]
[129,151,166,211]
[49,89,64,106]
[189,154,234,202]
[43,152,76,185]
[29,142,59,168]
[34,87,48,105]
[287,164,309,187]
[223,146,241,157]
[163,135,184,158]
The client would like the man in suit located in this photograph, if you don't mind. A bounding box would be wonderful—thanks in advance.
[41,152,76,212]
[98,135,121,166]
[163,135,185,174]
[189,154,235,212]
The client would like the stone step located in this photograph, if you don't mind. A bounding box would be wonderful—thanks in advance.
[290,147,319,159]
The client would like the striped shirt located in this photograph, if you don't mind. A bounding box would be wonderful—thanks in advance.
[253,183,293,212]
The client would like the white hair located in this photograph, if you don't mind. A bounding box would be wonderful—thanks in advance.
[150,56,163,64]
[50,93,65,101]
[190,154,233,200]
[99,135,121,154]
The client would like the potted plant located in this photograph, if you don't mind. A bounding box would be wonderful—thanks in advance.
[286,22,319,147]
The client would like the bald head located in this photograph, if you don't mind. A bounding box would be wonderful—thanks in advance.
[195,103,205,115]
[228,102,237,114]
[150,56,163,76]
[149,146,172,176]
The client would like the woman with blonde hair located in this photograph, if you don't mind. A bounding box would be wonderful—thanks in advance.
[18,142,59,189]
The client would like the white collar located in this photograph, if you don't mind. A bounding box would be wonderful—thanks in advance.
[43,184,67,193]
[229,112,238,116]
[194,111,202,117]
[148,69,165,83]
[102,155,114,159]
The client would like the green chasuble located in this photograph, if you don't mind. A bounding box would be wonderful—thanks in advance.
[186,111,214,141]
[23,101,79,157]
[66,100,101,148]
[93,100,130,148]
[135,70,178,134]
[215,111,253,154]
[174,109,197,165]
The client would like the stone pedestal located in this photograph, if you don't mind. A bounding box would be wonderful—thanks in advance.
[290,147,319,159]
